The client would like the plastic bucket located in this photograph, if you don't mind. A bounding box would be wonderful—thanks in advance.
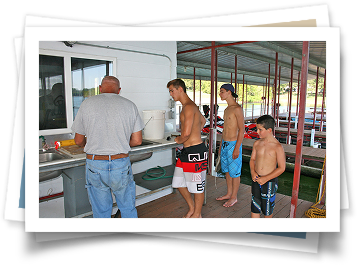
[142,110,166,140]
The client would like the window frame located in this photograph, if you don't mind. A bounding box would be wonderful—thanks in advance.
[39,49,117,135]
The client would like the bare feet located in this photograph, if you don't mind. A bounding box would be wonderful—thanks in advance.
[190,214,202,218]
[183,209,194,218]
[216,195,231,201]
[223,198,237,207]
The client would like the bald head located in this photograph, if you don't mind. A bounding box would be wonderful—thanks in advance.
[100,76,121,94]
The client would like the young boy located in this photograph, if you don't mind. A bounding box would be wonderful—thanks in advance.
[216,84,244,207]
[249,115,286,218]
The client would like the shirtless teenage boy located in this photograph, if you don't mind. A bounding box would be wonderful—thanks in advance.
[167,79,208,218]
[249,115,286,218]
[216,84,244,207]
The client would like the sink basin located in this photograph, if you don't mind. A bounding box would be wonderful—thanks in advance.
[39,149,71,182]
[129,139,159,163]
[39,149,70,163]
[39,170,63,182]
[139,139,160,146]
[39,153,64,163]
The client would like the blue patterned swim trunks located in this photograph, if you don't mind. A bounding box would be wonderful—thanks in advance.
[251,177,278,216]
[220,140,242,178]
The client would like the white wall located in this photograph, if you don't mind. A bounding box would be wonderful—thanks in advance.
[39,41,178,172]
[39,41,177,122]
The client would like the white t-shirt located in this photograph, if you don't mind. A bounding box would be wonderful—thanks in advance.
[71,93,144,155]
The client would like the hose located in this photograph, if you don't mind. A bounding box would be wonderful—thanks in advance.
[141,166,173,181]
[305,155,326,218]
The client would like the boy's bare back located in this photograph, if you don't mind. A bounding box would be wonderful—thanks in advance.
[180,102,206,147]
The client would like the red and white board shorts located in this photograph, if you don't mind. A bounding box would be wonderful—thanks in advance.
[172,142,208,193]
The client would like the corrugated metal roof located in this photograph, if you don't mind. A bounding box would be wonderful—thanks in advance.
[176,41,326,86]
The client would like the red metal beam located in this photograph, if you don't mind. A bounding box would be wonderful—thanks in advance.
[177,41,258,54]
[296,72,300,116]
[215,50,218,126]
[320,69,326,131]
[267,64,271,115]
[193,67,196,103]
[274,53,278,120]
[199,78,202,107]
[313,67,319,129]
[264,78,268,114]
[242,75,245,107]
[287,57,294,144]
[244,81,248,114]
[235,55,238,102]
[208,41,215,175]
[290,41,309,218]
[277,66,281,127]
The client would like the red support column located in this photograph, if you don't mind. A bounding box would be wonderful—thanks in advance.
[199,78,202,108]
[287,58,294,144]
[235,55,238,102]
[290,41,309,218]
[193,67,196,103]
[277,66,281,126]
[244,81,248,117]
[215,50,218,126]
[296,72,300,116]
[261,84,264,115]
[208,41,216,175]
[313,67,319,129]
[242,75,245,107]
[274,52,278,120]
[264,78,268,114]
[320,69,326,131]
[267,64,270,115]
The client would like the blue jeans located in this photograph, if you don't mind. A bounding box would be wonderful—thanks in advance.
[85,156,137,218]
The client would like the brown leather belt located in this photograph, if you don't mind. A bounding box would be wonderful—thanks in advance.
[86,153,129,160]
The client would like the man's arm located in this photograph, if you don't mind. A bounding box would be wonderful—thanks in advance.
[256,144,286,185]
[74,133,86,147]
[130,130,143,147]
[175,105,194,144]
[232,106,244,159]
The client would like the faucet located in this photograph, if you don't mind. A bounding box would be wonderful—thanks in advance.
[40,136,49,151]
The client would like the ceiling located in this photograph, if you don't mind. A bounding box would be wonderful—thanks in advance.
[176,41,326,87]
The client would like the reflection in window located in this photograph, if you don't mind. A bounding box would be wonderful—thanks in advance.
[39,55,67,130]
[71,58,112,119]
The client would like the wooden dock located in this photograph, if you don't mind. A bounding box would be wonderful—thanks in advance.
[214,136,326,163]
[278,120,326,131]
[274,127,326,147]
[278,113,326,122]
[135,174,324,218]
[242,138,325,163]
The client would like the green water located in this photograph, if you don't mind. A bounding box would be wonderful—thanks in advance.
[220,162,321,203]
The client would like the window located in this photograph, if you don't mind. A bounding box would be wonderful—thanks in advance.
[71,57,113,119]
[39,51,115,134]
[39,55,67,130]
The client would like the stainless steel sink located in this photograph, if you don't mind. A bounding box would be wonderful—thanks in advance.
[39,149,71,182]
[139,139,160,146]
[129,139,160,163]
[39,149,71,163]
